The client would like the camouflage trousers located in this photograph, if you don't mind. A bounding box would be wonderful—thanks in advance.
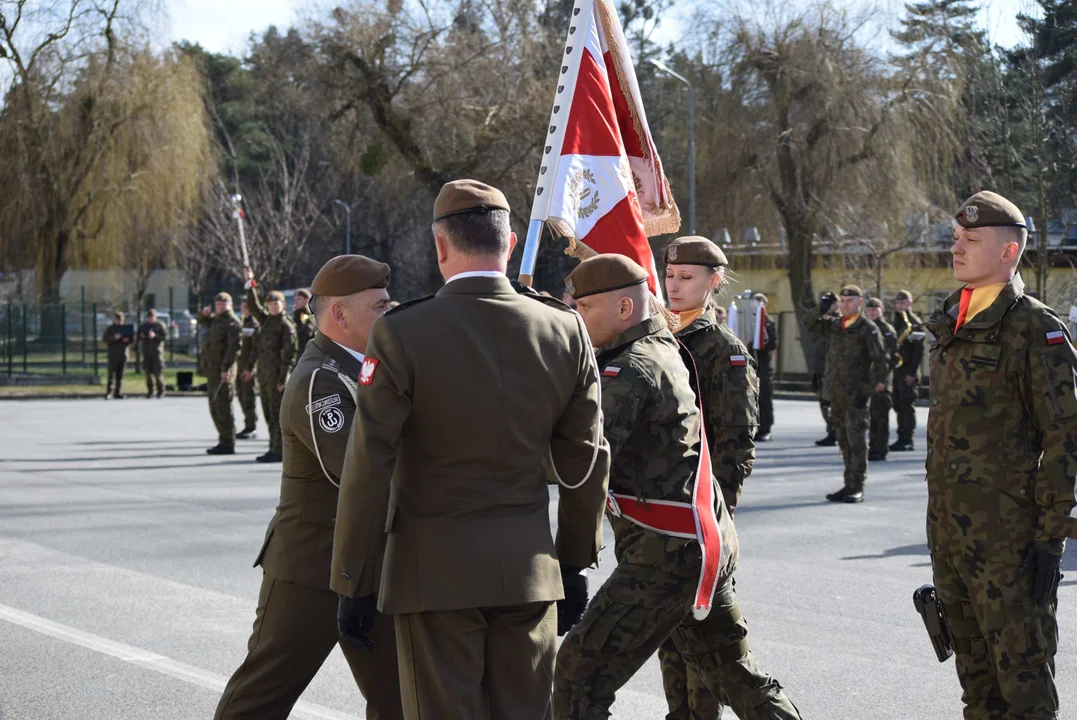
[207,374,236,446]
[868,390,892,455]
[258,380,285,454]
[143,353,164,396]
[658,637,722,719]
[554,547,799,720]
[831,402,868,491]
[932,552,1059,720]
[238,372,258,430]
[893,374,917,442]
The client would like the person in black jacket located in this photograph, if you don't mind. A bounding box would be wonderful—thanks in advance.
[103,312,131,399]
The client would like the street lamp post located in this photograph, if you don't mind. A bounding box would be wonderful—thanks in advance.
[650,59,695,236]
[333,199,351,255]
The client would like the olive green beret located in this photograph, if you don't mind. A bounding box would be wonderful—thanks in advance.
[955,191,1026,229]
[895,289,913,302]
[566,254,649,300]
[266,290,285,303]
[865,297,883,309]
[433,179,510,222]
[295,288,312,299]
[663,236,728,267]
[311,255,391,296]
[215,292,232,303]
[839,285,863,298]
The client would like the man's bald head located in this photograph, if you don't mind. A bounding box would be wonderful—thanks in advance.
[574,282,651,348]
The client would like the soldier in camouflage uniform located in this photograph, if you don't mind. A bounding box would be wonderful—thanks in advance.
[137,308,168,398]
[245,270,298,463]
[555,254,800,720]
[811,304,839,447]
[659,236,761,720]
[927,191,1077,720]
[236,300,260,439]
[197,293,242,455]
[806,285,888,503]
[889,289,924,451]
[864,298,899,461]
[103,312,132,399]
[293,288,317,356]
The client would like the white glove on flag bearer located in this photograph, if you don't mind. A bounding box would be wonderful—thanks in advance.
[520,0,680,297]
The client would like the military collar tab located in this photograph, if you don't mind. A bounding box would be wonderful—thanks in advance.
[601,314,668,356]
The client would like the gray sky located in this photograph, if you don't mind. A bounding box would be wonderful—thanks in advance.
[166,0,1030,56]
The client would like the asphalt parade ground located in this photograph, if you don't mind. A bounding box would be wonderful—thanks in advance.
[1,397,1074,719]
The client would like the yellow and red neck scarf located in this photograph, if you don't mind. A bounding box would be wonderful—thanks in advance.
[676,307,705,328]
[955,283,1006,330]
[842,313,860,330]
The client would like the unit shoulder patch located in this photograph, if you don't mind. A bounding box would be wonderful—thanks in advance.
[306,394,341,415]
[318,406,346,433]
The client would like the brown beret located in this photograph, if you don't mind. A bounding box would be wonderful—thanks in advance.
[839,285,863,298]
[311,255,391,297]
[752,293,768,305]
[566,254,649,300]
[865,297,883,309]
[215,292,232,303]
[955,191,1026,229]
[895,289,913,302]
[433,179,510,222]
[266,290,285,303]
[295,288,312,299]
[664,236,728,267]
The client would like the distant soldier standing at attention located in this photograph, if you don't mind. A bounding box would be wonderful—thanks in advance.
[198,293,242,455]
[806,286,888,503]
[236,300,260,440]
[889,289,924,451]
[293,288,317,356]
[927,191,1077,719]
[245,270,299,464]
[103,311,131,399]
[137,308,167,398]
[864,297,898,462]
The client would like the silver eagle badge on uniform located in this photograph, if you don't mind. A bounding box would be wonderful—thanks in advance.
[667,245,678,262]
[964,205,979,223]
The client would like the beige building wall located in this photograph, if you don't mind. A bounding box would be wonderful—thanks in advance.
[59,269,190,310]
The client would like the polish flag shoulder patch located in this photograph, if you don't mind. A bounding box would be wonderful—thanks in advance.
[730,354,747,367]
[601,366,621,378]
[359,358,379,386]
[1046,330,1067,346]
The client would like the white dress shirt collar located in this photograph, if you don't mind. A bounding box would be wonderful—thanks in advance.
[444,270,507,284]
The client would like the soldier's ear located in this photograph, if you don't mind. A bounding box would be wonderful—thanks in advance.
[434,233,449,264]
[507,231,518,257]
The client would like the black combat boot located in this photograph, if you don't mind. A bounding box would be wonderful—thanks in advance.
[889,439,914,451]
[256,451,282,463]
[236,426,257,440]
[815,432,837,447]
[755,429,773,442]
[868,451,887,462]
[842,489,865,503]
[825,486,849,502]
[206,444,236,455]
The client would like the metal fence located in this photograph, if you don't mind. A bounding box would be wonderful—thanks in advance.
[1,299,199,383]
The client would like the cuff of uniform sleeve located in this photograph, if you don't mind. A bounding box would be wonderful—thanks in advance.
[1036,508,1077,542]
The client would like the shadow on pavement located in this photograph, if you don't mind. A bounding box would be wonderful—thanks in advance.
[843,543,930,561]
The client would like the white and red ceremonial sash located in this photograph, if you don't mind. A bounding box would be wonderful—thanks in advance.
[604,344,722,620]
[528,0,679,297]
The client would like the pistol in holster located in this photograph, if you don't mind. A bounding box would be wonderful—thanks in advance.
[913,584,953,663]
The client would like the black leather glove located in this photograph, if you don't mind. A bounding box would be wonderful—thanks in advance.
[557,565,589,636]
[1019,542,1063,607]
[337,593,377,651]
[819,291,837,315]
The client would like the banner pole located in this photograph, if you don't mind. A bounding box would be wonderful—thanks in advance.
[518,220,546,287]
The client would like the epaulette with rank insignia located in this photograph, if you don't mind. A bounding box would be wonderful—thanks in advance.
[512,280,573,312]
[385,295,435,315]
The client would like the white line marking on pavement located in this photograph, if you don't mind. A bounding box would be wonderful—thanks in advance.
[0,602,358,720]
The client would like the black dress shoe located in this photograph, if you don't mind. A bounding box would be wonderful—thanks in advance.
[206,444,236,455]
[256,451,282,463]
[889,439,914,451]
[815,434,837,447]
[868,452,887,462]
[826,486,849,502]
[842,490,865,503]
[236,427,257,440]
[756,432,772,442]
